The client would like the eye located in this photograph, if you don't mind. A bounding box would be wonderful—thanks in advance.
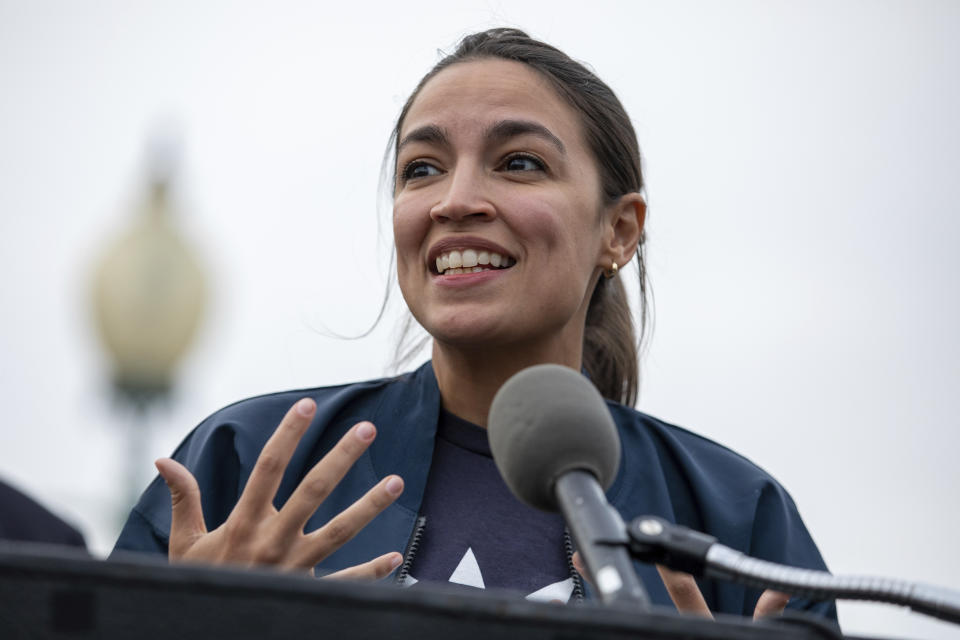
[401,160,442,182]
[502,153,546,172]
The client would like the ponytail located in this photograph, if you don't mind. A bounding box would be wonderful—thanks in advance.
[583,243,648,406]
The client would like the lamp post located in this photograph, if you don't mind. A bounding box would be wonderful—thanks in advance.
[91,141,207,514]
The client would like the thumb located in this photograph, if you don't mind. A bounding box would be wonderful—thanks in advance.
[155,458,207,557]
[571,551,591,586]
[656,564,713,618]
[753,589,790,620]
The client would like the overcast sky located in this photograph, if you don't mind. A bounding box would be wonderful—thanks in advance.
[1,2,958,637]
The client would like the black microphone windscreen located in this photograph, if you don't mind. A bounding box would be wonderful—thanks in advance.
[488,364,621,512]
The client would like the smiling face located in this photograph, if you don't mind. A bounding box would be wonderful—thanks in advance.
[393,58,614,360]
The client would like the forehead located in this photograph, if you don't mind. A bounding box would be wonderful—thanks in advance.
[400,58,585,146]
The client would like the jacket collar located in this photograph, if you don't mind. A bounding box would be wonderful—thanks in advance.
[368,361,635,517]
[368,361,441,515]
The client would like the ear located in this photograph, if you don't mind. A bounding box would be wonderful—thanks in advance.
[599,193,646,270]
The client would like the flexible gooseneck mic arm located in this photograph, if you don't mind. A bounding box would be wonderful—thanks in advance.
[628,516,960,626]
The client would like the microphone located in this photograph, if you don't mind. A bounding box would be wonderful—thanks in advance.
[488,364,649,607]
[487,367,960,626]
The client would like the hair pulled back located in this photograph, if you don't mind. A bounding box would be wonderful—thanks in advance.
[392,28,649,406]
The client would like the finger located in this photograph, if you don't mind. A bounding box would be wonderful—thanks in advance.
[155,458,207,557]
[753,589,790,620]
[656,564,713,619]
[297,474,404,566]
[275,421,378,534]
[324,552,403,581]
[571,551,590,584]
[236,398,316,516]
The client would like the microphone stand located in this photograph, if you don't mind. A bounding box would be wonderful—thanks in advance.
[625,515,960,626]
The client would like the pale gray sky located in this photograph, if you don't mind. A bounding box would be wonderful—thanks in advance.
[1,2,958,637]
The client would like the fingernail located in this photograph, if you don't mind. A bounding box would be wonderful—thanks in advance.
[296,398,315,417]
[390,553,402,568]
[386,476,403,496]
[356,422,375,441]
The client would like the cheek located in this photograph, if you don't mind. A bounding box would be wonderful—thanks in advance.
[510,193,596,259]
[392,199,429,270]
[507,194,567,248]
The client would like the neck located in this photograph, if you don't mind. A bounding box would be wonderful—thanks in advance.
[431,336,583,428]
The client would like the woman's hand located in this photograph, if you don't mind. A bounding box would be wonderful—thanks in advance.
[572,552,789,620]
[654,564,789,620]
[155,397,405,579]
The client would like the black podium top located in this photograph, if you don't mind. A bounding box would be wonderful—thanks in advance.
[0,543,872,640]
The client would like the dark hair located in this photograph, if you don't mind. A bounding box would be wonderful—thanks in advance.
[390,28,649,406]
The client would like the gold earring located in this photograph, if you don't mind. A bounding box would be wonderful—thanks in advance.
[604,261,618,279]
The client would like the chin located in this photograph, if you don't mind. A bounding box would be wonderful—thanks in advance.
[430,324,505,349]
[421,312,514,349]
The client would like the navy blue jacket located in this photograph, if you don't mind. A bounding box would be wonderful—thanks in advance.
[114,362,835,619]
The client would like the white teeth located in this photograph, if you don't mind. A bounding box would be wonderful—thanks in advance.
[441,266,495,275]
[434,248,513,273]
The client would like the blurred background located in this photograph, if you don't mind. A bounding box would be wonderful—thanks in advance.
[1,1,958,637]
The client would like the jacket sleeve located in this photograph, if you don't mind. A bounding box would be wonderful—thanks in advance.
[746,480,838,620]
[110,417,246,559]
[113,500,168,556]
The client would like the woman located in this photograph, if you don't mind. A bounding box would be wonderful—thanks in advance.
[115,28,835,621]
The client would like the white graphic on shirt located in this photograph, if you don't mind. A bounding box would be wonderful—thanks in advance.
[525,577,575,603]
[448,547,485,588]
[401,547,574,602]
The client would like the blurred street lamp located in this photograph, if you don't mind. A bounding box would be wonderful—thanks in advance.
[91,137,207,511]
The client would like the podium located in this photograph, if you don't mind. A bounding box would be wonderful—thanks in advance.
[0,544,873,640]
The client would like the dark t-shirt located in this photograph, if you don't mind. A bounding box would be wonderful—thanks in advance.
[0,479,86,548]
[400,410,575,602]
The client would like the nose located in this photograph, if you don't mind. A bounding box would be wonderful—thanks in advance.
[429,166,497,223]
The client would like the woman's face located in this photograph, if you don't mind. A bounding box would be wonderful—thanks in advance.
[393,59,612,355]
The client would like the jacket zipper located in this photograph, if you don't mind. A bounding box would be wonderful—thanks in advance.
[563,527,585,603]
[394,515,426,586]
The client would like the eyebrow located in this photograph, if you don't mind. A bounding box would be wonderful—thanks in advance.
[396,119,566,155]
[486,119,566,155]
[397,125,448,154]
